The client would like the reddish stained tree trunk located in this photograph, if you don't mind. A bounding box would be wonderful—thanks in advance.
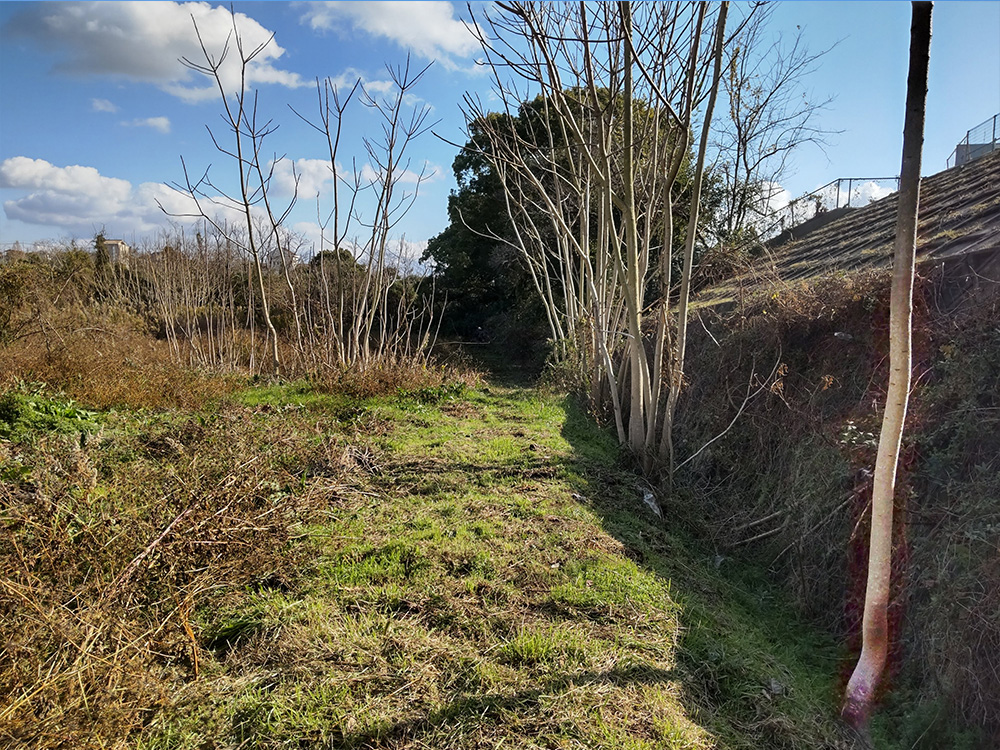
[842,0,932,734]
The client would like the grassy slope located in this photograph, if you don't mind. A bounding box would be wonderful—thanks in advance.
[130,382,858,749]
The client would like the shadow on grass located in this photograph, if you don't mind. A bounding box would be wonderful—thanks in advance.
[555,393,863,750]
[338,663,679,747]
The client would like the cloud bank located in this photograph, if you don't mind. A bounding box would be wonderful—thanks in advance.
[1,156,200,236]
[5,1,307,103]
[1,156,441,244]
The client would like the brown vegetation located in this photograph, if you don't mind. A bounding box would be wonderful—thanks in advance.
[0,242,475,748]
[0,387,354,746]
[674,264,1000,747]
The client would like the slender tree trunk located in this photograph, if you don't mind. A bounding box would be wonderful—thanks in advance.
[661,1,727,470]
[842,1,932,734]
[619,2,649,455]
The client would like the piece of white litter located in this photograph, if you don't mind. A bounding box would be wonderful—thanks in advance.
[642,488,662,518]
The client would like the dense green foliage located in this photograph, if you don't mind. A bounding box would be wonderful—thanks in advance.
[0,383,98,442]
[421,117,536,341]
[422,93,726,347]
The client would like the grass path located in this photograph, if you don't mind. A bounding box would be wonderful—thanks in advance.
[1,378,859,748]
[140,382,858,749]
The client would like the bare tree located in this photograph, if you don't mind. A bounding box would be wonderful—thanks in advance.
[163,13,438,377]
[294,58,438,372]
[842,1,932,736]
[163,14,295,374]
[713,3,836,250]
[465,1,732,476]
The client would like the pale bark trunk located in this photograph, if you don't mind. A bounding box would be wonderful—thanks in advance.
[620,1,649,455]
[842,1,932,733]
[467,1,731,474]
[661,2,727,469]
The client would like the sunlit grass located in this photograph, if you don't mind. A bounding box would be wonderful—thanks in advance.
[133,383,855,749]
[3,373,860,749]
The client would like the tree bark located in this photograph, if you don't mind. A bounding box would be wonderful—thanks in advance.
[661,1,728,470]
[619,1,649,455]
[842,1,932,734]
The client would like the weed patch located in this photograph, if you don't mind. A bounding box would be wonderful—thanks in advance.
[0,382,99,441]
[0,384,364,748]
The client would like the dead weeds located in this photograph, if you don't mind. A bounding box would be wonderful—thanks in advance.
[0,394,357,748]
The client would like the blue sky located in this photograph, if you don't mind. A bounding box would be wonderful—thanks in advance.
[1,1,998,255]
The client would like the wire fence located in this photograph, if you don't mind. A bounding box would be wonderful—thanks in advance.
[947,114,999,168]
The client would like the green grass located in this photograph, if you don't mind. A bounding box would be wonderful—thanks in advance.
[0,381,99,441]
[130,382,859,749]
[2,376,862,749]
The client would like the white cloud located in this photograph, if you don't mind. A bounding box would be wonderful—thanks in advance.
[358,160,440,186]
[357,163,396,185]
[0,157,131,197]
[826,179,896,207]
[395,237,428,266]
[299,2,479,70]
[291,220,324,250]
[1,157,438,253]
[1,156,207,235]
[762,182,793,215]
[788,179,897,222]
[419,161,443,183]
[134,181,202,220]
[322,68,431,112]
[759,178,900,238]
[285,222,428,266]
[91,98,118,113]
[270,158,335,198]
[5,1,307,103]
[326,68,395,96]
[123,116,171,134]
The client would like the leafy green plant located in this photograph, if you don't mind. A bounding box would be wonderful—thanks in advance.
[397,380,468,405]
[0,383,99,440]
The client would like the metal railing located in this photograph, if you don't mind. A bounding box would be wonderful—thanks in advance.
[947,114,999,168]
[766,176,900,239]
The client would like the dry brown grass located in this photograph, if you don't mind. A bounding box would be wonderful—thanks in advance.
[0,326,244,411]
[0,289,483,748]
[0,250,871,748]
[676,267,1000,747]
[1,248,466,412]
[0,302,478,413]
[316,357,482,400]
[0,395,356,749]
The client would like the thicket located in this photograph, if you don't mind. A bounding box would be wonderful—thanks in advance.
[670,267,1000,748]
[0,239,443,406]
[421,93,727,348]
